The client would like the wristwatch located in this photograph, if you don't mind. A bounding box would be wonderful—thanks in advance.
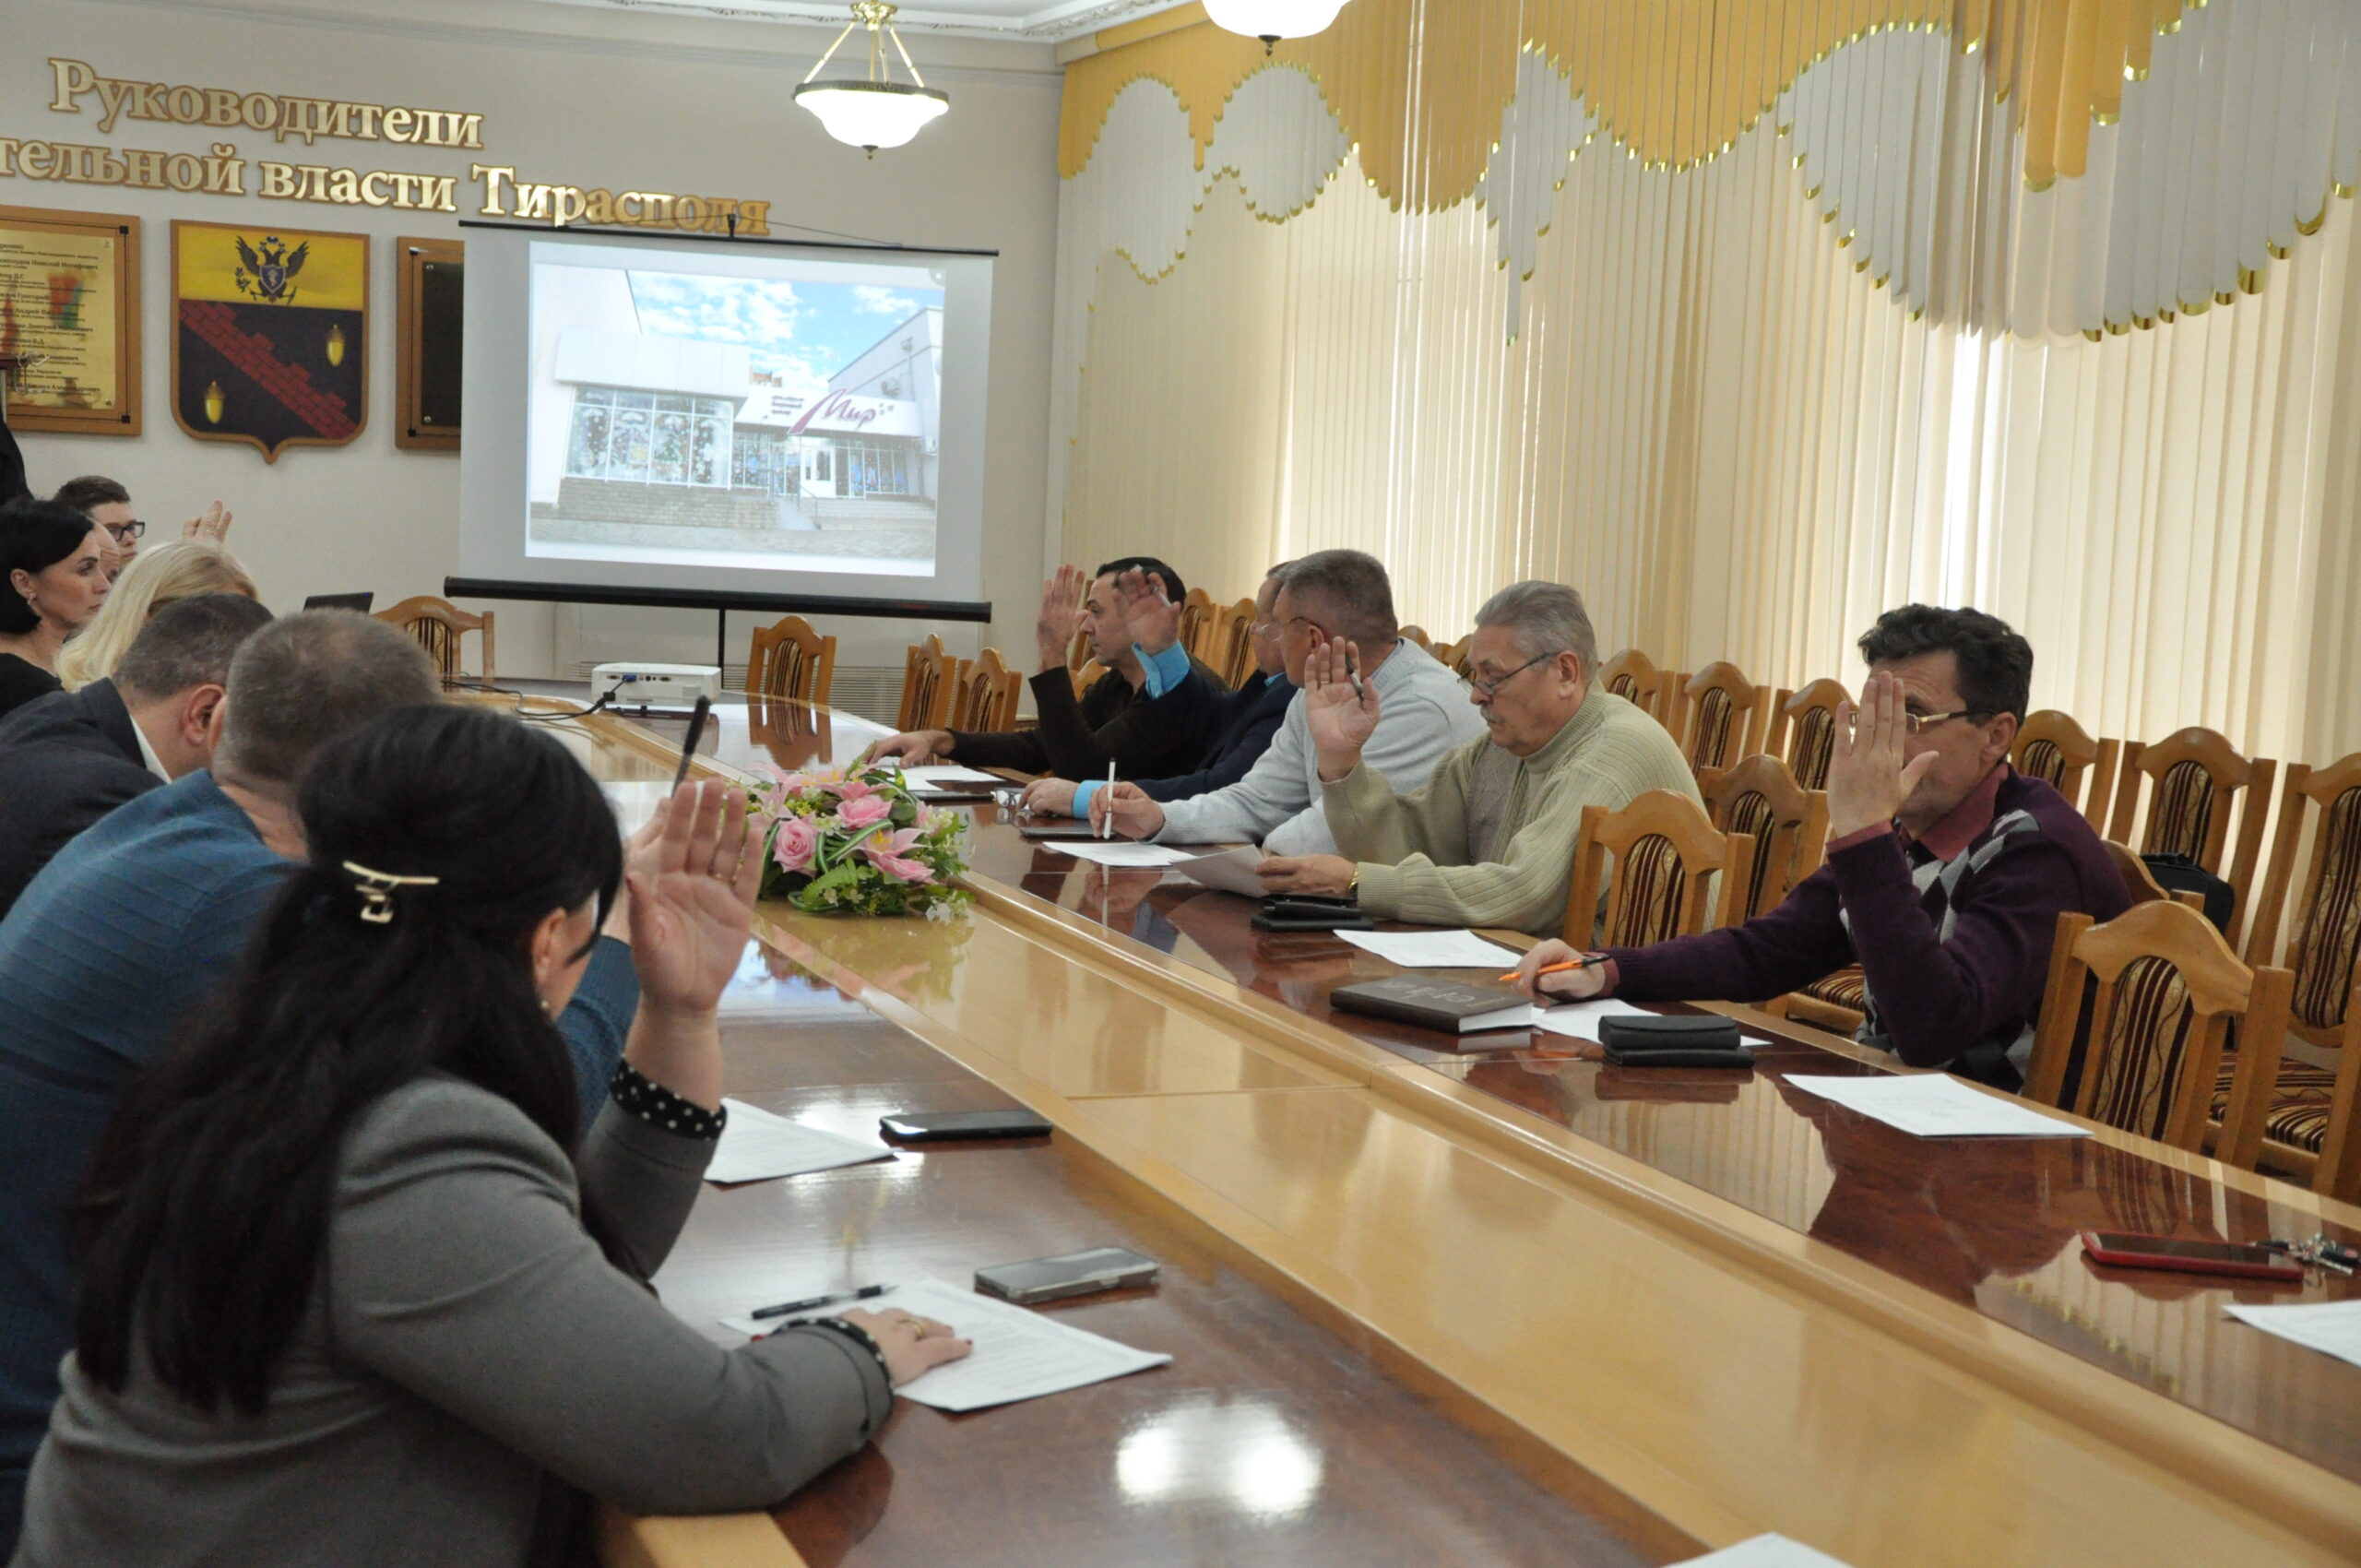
[1346,867,1360,901]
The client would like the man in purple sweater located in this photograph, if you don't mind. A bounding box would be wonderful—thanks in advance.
[1513,605,2130,1088]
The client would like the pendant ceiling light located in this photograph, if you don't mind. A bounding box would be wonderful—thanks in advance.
[1204,0,1352,52]
[794,2,949,157]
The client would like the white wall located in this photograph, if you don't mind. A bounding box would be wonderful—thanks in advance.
[1,0,1062,684]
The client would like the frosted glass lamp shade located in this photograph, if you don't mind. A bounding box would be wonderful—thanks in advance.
[1204,0,1350,42]
[793,80,949,152]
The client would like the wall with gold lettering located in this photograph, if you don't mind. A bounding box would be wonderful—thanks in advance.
[0,0,1062,680]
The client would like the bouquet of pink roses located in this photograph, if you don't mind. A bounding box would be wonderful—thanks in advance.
[746,761,971,920]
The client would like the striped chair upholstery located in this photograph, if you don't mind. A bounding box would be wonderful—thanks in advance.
[2019,739,2070,790]
[2212,1062,2342,1153]
[1797,967,1867,1017]
[2144,759,2221,863]
[1606,835,1690,948]
[1788,704,1836,791]
[2082,956,2196,1143]
[1563,790,1748,947]
[1722,791,1779,920]
[1688,686,1735,773]
[2289,785,2361,1038]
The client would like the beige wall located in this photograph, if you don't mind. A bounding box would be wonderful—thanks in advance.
[1,0,1062,683]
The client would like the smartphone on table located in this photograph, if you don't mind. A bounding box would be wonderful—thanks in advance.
[2078,1230,2305,1281]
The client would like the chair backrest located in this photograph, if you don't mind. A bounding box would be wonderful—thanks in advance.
[2244,754,2361,1050]
[1398,625,1433,652]
[1072,659,1113,698]
[1680,662,1773,774]
[2023,902,2294,1167]
[896,636,955,731]
[1562,790,1751,948]
[2011,709,2121,828]
[1774,679,1848,790]
[1597,647,1673,731]
[745,614,836,706]
[2102,840,2184,908]
[1436,636,1476,678]
[374,595,492,683]
[1697,754,1829,921]
[2106,727,2276,944]
[1216,598,1259,688]
[949,647,1023,732]
[1177,588,1216,663]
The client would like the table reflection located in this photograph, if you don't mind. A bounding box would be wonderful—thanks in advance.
[1114,1397,1325,1519]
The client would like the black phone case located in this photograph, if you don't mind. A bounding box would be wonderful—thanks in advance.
[1252,911,1378,932]
[878,1110,1053,1142]
[1599,1044,1756,1069]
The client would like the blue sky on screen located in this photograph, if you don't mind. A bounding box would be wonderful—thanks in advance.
[625,271,943,398]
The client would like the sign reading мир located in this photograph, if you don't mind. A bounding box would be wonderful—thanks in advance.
[0,58,773,236]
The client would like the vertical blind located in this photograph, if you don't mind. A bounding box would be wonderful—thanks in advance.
[1050,0,2361,763]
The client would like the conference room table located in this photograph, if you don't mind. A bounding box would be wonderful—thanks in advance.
[528,691,2361,1568]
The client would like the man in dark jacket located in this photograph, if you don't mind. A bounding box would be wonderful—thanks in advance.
[864,557,1229,781]
[0,593,273,916]
[1020,563,1295,819]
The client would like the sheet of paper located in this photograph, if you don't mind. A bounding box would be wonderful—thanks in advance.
[1168,845,1269,897]
[1333,928,1523,968]
[1784,1074,2090,1138]
[2224,1299,2361,1371]
[1670,1534,1858,1568]
[898,766,1004,789]
[718,1277,1171,1411]
[706,1099,896,1184]
[1044,841,1195,868]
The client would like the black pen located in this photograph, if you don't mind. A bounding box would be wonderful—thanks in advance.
[750,1284,888,1321]
[670,694,713,795]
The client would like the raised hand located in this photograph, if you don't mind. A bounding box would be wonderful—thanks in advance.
[1034,564,1092,672]
[1087,780,1166,841]
[1110,566,1182,657]
[625,778,761,1018]
[1824,671,1937,838]
[1301,636,1381,782]
[1018,778,1078,816]
[861,730,951,766]
[183,501,233,543]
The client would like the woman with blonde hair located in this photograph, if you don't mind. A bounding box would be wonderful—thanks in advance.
[55,540,256,693]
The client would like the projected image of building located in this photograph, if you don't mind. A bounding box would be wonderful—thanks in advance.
[525,263,943,575]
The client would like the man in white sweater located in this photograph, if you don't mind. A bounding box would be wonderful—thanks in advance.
[1090,550,1486,855]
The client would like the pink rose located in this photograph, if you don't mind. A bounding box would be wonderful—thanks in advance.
[771,816,820,873]
[836,794,894,832]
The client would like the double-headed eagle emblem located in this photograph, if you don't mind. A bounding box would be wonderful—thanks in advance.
[232,234,310,305]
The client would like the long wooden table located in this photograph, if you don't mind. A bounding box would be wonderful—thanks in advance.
[551,694,2361,1568]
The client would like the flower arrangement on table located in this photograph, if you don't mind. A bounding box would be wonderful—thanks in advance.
[746,762,971,920]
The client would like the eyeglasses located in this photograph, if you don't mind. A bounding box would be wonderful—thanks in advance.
[1899,708,1991,735]
[103,520,147,543]
[1465,652,1556,699]
[1248,618,1281,638]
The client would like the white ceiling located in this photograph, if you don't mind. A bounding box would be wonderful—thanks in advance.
[524,0,1191,42]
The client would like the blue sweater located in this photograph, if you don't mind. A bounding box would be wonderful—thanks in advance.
[0,772,639,1550]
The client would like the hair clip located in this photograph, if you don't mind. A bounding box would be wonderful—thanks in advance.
[342,861,442,924]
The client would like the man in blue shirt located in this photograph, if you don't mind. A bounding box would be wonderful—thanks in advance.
[0,612,640,1550]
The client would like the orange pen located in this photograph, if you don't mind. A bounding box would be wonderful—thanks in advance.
[1498,955,1609,983]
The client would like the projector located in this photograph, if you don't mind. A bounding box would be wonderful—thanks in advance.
[592,662,723,709]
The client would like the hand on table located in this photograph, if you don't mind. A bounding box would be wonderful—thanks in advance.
[838,1307,972,1385]
[1019,778,1078,816]
[1109,566,1181,658]
[183,501,232,543]
[1034,564,1091,672]
[862,730,952,766]
[1087,780,1165,840]
[1511,938,1608,1003]
[1256,854,1357,898]
[1825,671,1936,839]
[1302,636,1379,782]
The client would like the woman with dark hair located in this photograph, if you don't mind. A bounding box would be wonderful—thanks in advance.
[15,706,968,1566]
[0,497,111,719]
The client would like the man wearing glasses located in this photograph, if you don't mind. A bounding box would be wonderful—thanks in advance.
[53,477,232,579]
[1513,605,2132,1087]
[1254,579,1697,935]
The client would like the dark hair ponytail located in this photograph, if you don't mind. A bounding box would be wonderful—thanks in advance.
[73,705,623,1415]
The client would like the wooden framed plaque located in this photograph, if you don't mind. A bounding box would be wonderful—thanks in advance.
[396,236,462,452]
[0,204,142,436]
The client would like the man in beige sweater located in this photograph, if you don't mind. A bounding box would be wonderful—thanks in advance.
[1257,580,1699,936]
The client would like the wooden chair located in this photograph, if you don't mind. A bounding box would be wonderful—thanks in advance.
[1561,790,1752,948]
[2023,902,2293,1169]
[2220,754,2361,1194]
[896,636,956,731]
[1213,598,1259,688]
[2011,709,2121,829]
[1072,659,1113,698]
[948,647,1023,732]
[1178,588,1216,665]
[1771,679,1848,790]
[1679,662,1774,775]
[1398,625,1433,653]
[744,615,836,707]
[2105,727,2277,947]
[374,595,492,684]
[1436,636,1476,679]
[1596,647,1676,731]
[1696,754,1830,921]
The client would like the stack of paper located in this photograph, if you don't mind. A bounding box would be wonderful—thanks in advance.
[2224,1299,2361,1370]
[719,1277,1171,1411]
[706,1099,896,1184]
[1334,929,1523,968]
[1044,841,1196,869]
[1167,846,1269,897]
[898,766,1004,793]
[1784,1074,2090,1138]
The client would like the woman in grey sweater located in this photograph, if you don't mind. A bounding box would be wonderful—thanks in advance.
[13,707,968,1567]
